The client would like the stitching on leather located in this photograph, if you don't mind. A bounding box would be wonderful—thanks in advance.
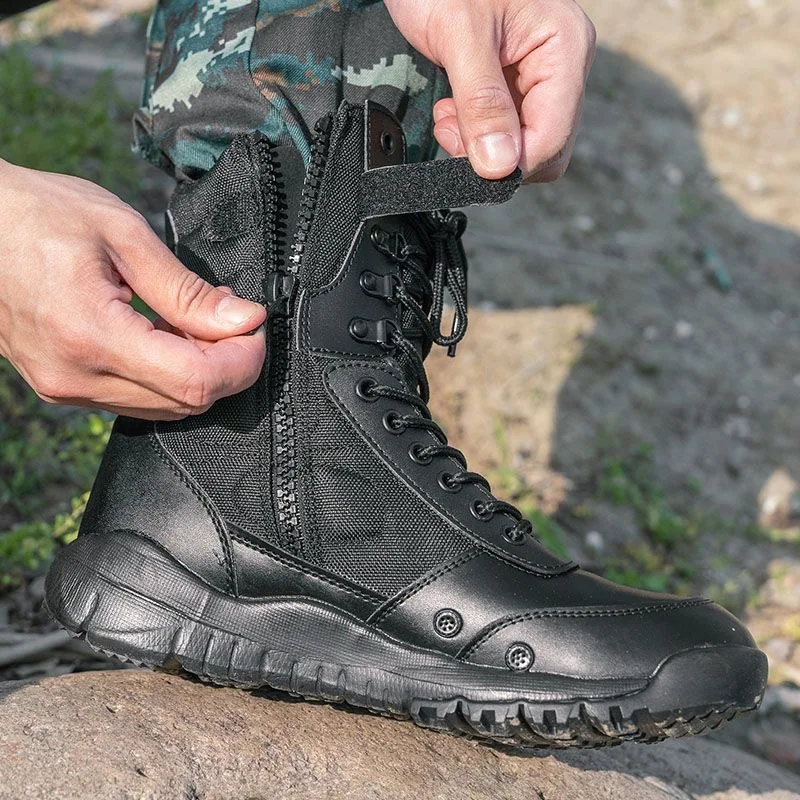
[323,362,573,575]
[302,223,389,358]
[228,528,382,604]
[365,105,407,174]
[458,599,712,660]
[365,100,375,171]
[368,549,481,625]
[148,431,237,596]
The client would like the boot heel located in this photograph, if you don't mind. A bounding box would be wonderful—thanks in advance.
[45,532,192,669]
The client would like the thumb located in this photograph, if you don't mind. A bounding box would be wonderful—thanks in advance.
[442,27,520,179]
[113,222,266,340]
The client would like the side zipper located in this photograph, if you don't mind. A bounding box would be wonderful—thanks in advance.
[261,116,333,557]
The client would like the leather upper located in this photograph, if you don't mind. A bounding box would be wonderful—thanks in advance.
[79,100,760,684]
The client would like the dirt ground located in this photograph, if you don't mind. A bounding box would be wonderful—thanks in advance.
[436,1,800,585]
[1,0,799,770]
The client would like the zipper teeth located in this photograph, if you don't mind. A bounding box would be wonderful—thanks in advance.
[271,315,302,553]
[254,137,301,554]
[289,114,333,275]
[256,137,282,275]
[266,118,333,556]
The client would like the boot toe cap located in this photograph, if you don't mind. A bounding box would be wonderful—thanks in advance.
[462,596,757,680]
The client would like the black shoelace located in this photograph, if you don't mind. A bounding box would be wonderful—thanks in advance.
[364,212,534,544]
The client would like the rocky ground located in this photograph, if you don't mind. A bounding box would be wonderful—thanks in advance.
[4,670,800,800]
[0,0,798,783]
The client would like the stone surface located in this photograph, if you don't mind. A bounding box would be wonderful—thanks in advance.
[1,670,800,800]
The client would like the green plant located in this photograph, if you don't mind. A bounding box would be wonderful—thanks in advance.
[489,420,571,560]
[0,360,111,587]
[0,46,136,192]
[0,47,131,588]
[0,492,89,587]
[598,440,698,549]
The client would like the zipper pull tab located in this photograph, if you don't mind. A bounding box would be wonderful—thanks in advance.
[264,273,297,315]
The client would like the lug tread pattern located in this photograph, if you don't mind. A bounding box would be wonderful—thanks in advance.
[45,592,756,751]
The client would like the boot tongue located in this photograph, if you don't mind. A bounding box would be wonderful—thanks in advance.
[397,260,433,387]
[386,210,470,398]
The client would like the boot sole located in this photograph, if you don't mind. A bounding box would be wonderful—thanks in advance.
[45,531,768,749]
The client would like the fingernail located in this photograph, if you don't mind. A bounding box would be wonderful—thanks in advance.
[472,132,519,173]
[216,294,260,327]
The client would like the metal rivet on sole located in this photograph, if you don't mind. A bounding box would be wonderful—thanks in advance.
[433,609,463,638]
[505,642,534,672]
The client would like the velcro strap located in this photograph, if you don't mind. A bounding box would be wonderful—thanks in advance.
[360,157,521,218]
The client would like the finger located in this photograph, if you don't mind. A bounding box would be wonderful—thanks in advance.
[52,378,198,421]
[517,74,583,182]
[124,322,266,411]
[513,28,595,181]
[153,315,181,336]
[108,219,266,340]
[440,17,521,178]
[434,117,467,157]
[433,97,456,123]
[93,300,266,413]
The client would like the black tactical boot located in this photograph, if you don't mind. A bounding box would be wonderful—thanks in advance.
[46,101,767,748]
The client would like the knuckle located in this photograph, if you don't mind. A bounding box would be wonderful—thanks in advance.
[115,205,148,231]
[554,3,597,55]
[178,372,215,415]
[584,17,598,50]
[174,271,213,319]
[464,83,513,118]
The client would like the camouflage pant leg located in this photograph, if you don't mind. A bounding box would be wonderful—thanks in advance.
[133,1,449,180]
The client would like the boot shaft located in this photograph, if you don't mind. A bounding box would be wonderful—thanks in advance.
[81,101,565,599]
[55,102,767,745]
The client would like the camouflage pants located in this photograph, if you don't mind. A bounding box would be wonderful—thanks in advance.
[133,0,449,181]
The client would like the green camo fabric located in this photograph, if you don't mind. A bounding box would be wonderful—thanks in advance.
[134,0,449,179]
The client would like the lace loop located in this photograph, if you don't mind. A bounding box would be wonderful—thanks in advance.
[362,212,534,543]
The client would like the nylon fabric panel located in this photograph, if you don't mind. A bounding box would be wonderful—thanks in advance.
[297,351,472,596]
[303,105,369,290]
[156,385,274,542]
[157,136,277,544]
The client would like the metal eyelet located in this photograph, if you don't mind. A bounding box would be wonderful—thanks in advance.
[470,498,493,521]
[349,318,369,340]
[433,609,462,638]
[380,130,396,155]
[438,472,461,493]
[408,443,433,465]
[359,271,378,292]
[359,271,399,304]
[503,525,525,545]
[355,378,379,402]
[505,642,534,672]
[383,411,405,435]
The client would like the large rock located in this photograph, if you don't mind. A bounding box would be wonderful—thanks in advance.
[0,670,799,799]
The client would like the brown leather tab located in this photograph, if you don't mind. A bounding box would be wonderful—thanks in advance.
[364,100,406,171]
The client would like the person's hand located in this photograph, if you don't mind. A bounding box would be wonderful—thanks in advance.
[0,161,266,420]
[384,0,596,182]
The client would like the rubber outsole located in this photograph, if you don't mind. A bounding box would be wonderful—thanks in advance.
[44,531,769,749]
